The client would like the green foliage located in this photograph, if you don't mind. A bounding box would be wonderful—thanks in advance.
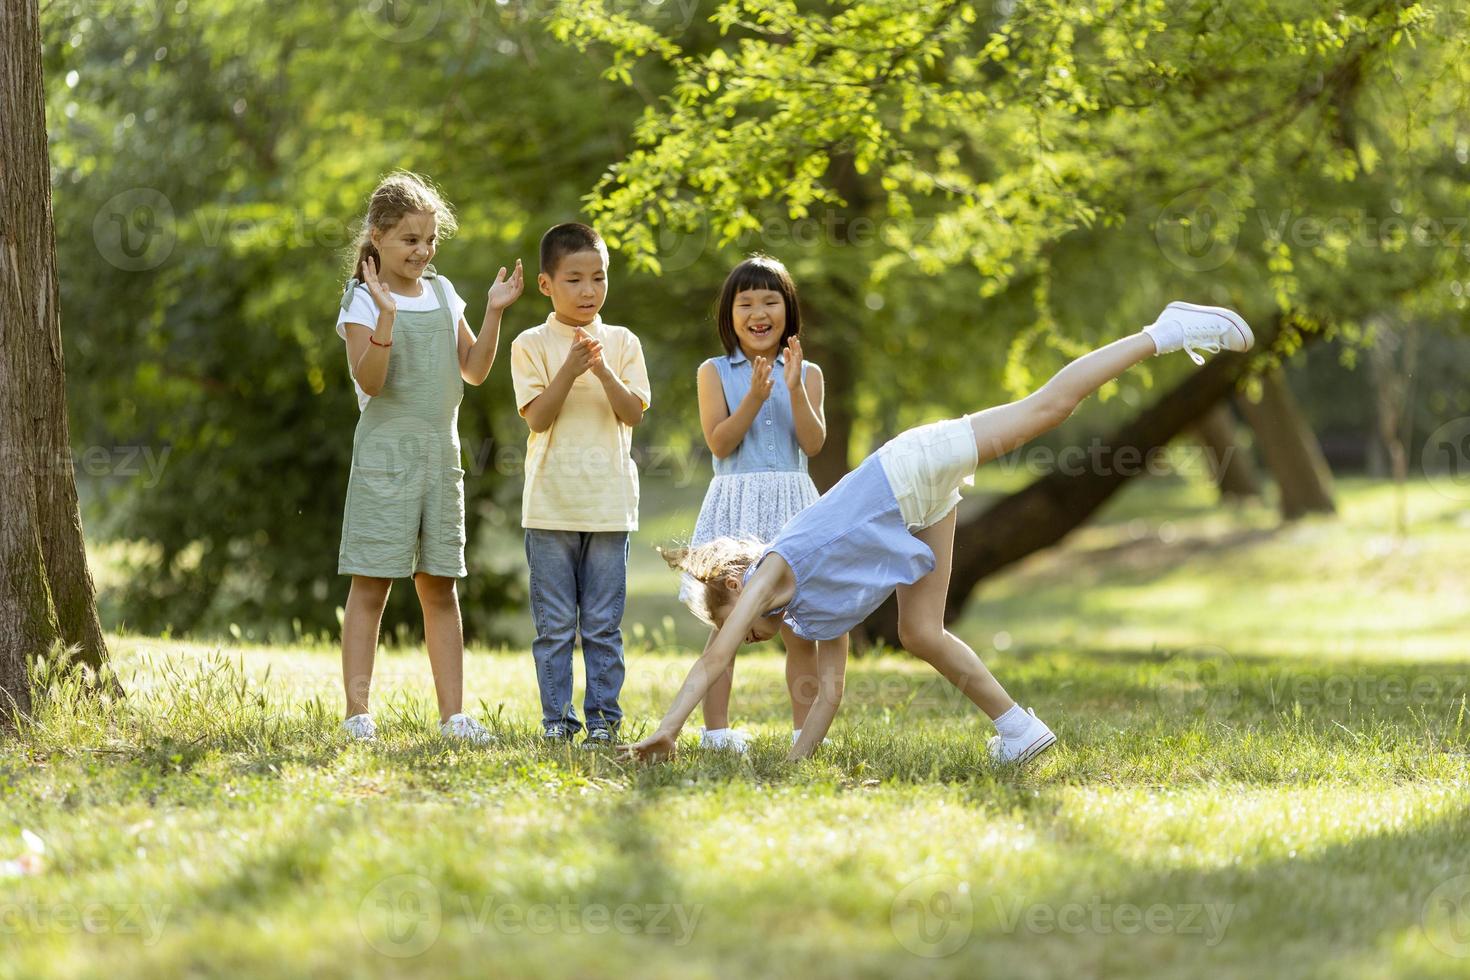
[553,0,1470,404]
[43,0,717,641]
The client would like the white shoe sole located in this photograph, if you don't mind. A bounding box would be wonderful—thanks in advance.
[1164,301,1254,352]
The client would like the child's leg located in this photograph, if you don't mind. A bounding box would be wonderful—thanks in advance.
[578,531,629,732]
[894,509,1016,719]
[525,530,581,732]
[342,575,393,718]
[699,629,737,730]
[969,333,1157,465]
[414,573,464,723]
[781,626,819,730]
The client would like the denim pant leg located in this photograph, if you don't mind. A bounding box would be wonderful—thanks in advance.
[578,531,629,731]
[525,529,581,732]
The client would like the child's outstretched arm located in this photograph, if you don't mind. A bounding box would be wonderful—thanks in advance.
[621,555,793,762]
[788,633,848,760]
[459,260,523,385]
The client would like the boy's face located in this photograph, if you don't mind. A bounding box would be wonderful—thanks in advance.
[371,211,437,286]
[538,248,608,327]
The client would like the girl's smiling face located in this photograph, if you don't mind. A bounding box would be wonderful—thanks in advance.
[371,211,437,290]
[731,288,787,358]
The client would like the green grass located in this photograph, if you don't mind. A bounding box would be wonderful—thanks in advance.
[8,476,1470,978]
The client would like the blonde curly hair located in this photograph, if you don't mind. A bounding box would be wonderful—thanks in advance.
[659,537,767,628]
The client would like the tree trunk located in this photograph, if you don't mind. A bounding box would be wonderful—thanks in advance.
[1,0,113,724]
[861,320,1282,648]
[1368,319,1419,535]
[1194,402,1262,500]
[1236,369,1336,520]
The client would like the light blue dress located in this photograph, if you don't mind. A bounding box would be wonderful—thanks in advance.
[690,348,820,549]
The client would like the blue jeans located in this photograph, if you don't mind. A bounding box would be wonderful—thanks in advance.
[524,529,629,732]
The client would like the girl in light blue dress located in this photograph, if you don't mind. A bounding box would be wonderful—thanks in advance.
[682,255,833,752]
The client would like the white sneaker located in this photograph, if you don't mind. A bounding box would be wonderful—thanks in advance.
[440,713,495,745]
[986,708,1056,764]
[1147,301,1254,365]
[791,729,831,747]
[699,727,751,754]
[343,713,377,741]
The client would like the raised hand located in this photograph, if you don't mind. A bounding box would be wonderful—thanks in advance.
[618,729,676,762]
[486,259,524,312]
[745,355,775,404]
[360,256,396,316]
[783,336,804,391]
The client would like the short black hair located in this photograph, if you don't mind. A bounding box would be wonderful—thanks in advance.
[716,254,802,356]
[539,222,608,277]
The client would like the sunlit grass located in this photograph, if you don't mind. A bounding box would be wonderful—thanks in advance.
[24,476,1470,978]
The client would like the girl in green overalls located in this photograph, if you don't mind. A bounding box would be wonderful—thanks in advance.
[335,171,524,743]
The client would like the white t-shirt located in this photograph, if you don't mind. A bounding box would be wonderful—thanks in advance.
[335,274,469,411]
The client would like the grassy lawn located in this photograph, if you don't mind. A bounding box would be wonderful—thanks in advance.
[6,476,1470,978]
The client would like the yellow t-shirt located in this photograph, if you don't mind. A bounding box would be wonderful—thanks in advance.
[510,313,652,531]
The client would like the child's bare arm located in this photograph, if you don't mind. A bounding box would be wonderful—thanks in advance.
[622,556,792,761]
[591,361,646,426]
[522,339,597,432]
[698,360,764,458]
[787,349,826,458]
[788,634,848,760]
[459,261,523,385]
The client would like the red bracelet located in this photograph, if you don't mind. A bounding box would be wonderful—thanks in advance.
[370,336,392,348]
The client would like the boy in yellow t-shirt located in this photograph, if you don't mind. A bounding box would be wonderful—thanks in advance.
[510,223,651,747]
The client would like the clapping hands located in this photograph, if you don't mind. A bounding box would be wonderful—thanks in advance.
[565,326,607,378]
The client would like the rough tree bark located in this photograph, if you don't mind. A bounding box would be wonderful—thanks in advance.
[1236,369,1337,520]
[1,0,113,725]
[860,319,1283,648]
